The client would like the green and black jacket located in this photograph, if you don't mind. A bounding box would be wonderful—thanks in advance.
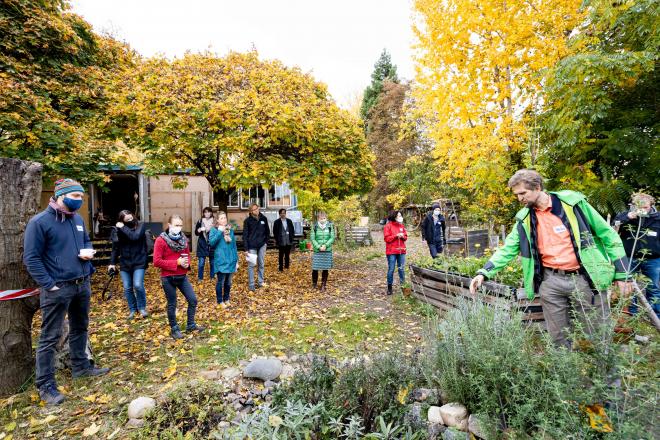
[478,191,629,299]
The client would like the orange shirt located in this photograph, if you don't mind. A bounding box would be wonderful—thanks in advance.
[534,198,580,270]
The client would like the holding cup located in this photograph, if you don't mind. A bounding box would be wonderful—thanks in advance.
[180,253,189,269]
[79,248,96,259]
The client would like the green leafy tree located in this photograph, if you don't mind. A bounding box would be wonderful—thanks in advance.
[540,0,659,207]
[0,0,133,184]
[106,52,375,211]
[359,49,399,122]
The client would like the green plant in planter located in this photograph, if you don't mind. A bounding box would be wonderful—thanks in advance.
[413,254,523,288]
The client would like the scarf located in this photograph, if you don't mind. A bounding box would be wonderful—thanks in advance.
[160,231,188,252]
[49,198,75,222]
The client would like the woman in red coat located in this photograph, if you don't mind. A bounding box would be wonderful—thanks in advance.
[383,210,408,295]
[153,214,204,339]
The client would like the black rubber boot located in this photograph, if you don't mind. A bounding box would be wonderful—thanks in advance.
[387,284,393,295]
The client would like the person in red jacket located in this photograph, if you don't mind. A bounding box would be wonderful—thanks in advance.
[383,210,408,295]
[153,214,204,339]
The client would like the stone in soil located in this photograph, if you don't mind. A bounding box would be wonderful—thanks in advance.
[264,380,276,388]
[428,406,444,424]
[468,414,486,439]
[439,403,468,431]
[243,358,283,381]
[126,418,145,428]
[442,427,468,440]
[221,367,242,380]
[127,396,156,419]
[428,423,447,440]
[199,370,220,380]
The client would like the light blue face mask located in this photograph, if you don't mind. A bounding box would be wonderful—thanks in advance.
[63,197,83,211]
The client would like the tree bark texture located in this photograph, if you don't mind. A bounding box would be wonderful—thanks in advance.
[0,157,43,397]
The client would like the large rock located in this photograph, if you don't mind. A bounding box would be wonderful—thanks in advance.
[243,358,283,381]
[439,403,468,431]
[468,414,486,439]
[428,406,445,424]
[127,396,156,419]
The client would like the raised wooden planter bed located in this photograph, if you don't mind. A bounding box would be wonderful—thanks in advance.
[409,264,544,324]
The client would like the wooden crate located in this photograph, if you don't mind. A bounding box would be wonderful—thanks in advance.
[409,264,544,324]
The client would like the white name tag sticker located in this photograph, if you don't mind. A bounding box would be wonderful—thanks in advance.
[76,225,84,232]
[260,221,265,224]
[648,230,657,237]
[553,225,567,234]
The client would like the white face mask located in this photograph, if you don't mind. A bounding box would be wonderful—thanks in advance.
[396,215,404,223]
[433,209,441,216]
[218,225,225,231]
[204,212,212,219]
[169,226,182,235]
[318,219,327,226]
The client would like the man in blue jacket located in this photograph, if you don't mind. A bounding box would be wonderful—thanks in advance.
[23,178,109,405]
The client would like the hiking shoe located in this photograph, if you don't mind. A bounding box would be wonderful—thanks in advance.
[171,326,184,339]
[127,311,135,320]
[39,383,65,405]
[139,309,149,318]
[185,324,205,333]
[73,367,110,378]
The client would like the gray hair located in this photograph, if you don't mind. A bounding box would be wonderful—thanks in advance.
[508,169,544,191]
[632,192,655,206]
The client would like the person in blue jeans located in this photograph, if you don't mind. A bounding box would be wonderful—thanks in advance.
[109,210,149,319]
[615,193,660,317]
[209,211,239,307]
[194,207,215,281]
[383,210,408,295]
[243,203,270,291]
[23,178,110,405]
[421,203,446,258]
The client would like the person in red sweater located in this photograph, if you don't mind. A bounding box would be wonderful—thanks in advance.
[383,210,408,295]
[153,214,204,339]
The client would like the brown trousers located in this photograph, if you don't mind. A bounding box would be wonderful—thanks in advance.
[539,268,610,348]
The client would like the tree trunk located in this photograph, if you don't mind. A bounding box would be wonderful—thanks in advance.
[0,158,43,397]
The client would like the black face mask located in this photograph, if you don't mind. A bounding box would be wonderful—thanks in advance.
[125,220,136,227]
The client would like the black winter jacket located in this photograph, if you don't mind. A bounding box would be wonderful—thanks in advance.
[194,219,215,258]
[110,223,149,271]
[243,213,271,250]
[421,213,446,245]
[273,218,295,247]
[614,208,660,259]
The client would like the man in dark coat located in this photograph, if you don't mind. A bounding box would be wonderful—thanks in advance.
[421,202,446,258]
[614,192,660,317]
[273,208,295,271]
[243,203,270,291]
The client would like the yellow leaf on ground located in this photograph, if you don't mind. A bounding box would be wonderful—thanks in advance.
[83,394,97,403]
[82,422,101,437]
[585,404,613,433]
[4,422,16,432]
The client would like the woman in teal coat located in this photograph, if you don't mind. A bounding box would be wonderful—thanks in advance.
[310,211,335,291]
[209,212,238,307]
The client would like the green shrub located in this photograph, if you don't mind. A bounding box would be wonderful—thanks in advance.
[424,297,659,439]
[272,356,338,407]
[133,380,227,439]
[330,352,425,432]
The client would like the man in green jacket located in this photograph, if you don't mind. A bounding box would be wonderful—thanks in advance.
[469,169,632,347]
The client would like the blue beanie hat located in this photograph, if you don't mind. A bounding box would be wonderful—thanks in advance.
[54,178,84,198]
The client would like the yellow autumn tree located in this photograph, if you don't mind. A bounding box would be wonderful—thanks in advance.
[412,0,583,218]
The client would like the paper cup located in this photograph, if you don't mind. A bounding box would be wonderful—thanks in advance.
[79,248,96,258]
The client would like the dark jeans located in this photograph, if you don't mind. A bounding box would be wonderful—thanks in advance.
[215,272,233,303]
[312,270,329,285]
[386,253,406,285]
[428,241,444,258]
[278,245,292,270]
[161,275,197,329]
[119,268,146,312]
[36,278,92,388]
[197,255,214,280]
[629,258,660,317]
